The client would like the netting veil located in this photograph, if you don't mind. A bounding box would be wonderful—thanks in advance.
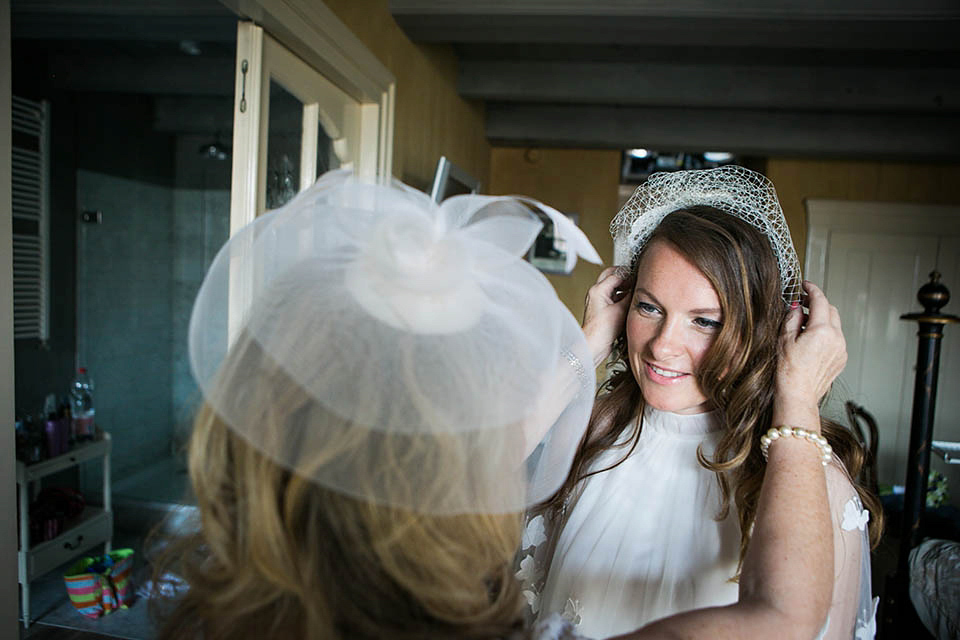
[188,170,601,514]
[611,165,802,303]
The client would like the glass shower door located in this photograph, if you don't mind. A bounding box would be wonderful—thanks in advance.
[230,22,362,228]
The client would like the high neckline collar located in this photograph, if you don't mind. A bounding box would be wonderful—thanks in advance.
[642,405,722,436]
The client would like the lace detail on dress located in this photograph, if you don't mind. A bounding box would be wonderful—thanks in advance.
[818,470,875,639]
[531,612,590,640]
[517,515,549,615]
[517,554,544,614]
[517,515,587,636]
[855,597,879,640]
[841,496,870,532]
[524,514,548,549]
[560,598,583,626]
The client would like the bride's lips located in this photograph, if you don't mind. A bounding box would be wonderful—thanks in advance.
[644,361,690,385]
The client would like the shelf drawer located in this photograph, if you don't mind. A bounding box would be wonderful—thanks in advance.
[23,509,113,582]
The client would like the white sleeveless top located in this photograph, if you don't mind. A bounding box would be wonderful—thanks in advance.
[518,405,878,639]
[537,406,740,638]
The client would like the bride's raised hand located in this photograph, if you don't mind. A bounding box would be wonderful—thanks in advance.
[582,266,635,367]
[775,281,847,426]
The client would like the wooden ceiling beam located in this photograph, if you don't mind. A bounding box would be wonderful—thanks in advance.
[390,1,960,50]
[485,103,960,158]
[389,0,960,20]
[460,61,959,112]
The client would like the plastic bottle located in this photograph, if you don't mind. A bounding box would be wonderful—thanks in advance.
[70,367,96,442]
[43,393,63,458]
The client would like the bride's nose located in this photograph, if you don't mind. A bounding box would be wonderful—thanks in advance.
[648,318,685,361]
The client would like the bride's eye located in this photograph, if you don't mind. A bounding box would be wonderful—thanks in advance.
[693,317,722,330]
[635,301,660,315]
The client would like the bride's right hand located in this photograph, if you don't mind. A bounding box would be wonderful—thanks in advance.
[582,267,635,367]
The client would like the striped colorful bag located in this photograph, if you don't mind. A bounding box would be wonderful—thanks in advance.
[63,549,135,618]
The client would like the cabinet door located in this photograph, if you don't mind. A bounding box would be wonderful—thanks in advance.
[822,231,938,484]
[226,22,380,341]
[230,22,368,233]
[933,236,960,494]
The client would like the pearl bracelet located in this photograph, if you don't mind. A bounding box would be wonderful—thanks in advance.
[760,426,833,466]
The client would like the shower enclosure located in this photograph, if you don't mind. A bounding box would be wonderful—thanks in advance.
[74,93,233,516]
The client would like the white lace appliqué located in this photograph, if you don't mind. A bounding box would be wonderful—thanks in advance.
[523,515,548,550]
[522,587,541,615]
[841,497,870,531]
[517,516,548,615]
[561,597,582,626]
[516,554,543,613]
[516,554,542,585]
[855,596,879,640]
[531,613,578,640]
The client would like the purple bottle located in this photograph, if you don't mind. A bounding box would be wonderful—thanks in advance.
[42,394,63,458]
[44,417,62,458]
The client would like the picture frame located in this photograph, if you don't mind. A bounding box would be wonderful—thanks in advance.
[527,211,580,275]
[430,156,481,203]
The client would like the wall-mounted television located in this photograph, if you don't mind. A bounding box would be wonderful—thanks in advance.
[430,156,481,203]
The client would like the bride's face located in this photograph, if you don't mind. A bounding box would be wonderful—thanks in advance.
[626,240,722,415]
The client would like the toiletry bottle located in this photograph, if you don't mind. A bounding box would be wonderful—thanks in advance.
[70,368,96,442]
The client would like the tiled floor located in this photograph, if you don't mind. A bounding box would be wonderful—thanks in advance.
[23,625,123,640]
[18,454,194,640]
[111,456,191,507]
[19,528,154,640]
[21,468,943,639]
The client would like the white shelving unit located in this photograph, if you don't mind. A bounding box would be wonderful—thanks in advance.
[16,432,112,626]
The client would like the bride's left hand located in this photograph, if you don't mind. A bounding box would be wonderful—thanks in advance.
[775,281,847,421]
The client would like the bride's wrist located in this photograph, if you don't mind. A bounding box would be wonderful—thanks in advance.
[583,328,612,367]
[771,395,821,434]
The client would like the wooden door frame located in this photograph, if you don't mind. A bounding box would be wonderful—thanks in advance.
[221,0,395,185]
[1,0,18,634]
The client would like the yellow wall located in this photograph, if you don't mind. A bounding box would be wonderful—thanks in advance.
[485,152,960,317]
[488,148,621,320]
[767,158,960,265]
[324,0,489,191]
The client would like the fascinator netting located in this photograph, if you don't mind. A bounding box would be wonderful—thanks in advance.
[611,165,802,303]
[188,170,601,515]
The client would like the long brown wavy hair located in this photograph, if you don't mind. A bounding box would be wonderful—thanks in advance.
[149,332,526,640]
[539,207,883,569]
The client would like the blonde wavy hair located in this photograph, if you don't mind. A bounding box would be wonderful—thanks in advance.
[149,332,526,640]
[539,207,883,568]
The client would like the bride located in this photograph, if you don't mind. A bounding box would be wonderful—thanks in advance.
[524,166,882,639]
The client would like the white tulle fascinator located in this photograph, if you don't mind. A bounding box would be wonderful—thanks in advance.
[610,165,801,303]
[188,170,600,514]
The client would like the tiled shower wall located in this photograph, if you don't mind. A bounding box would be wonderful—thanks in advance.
[73,96,229,492]
[76,167,175,479]
[170,136,230,455]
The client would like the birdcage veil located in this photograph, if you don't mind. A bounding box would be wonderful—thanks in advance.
[188,170,601,514]
[610,165,802,303]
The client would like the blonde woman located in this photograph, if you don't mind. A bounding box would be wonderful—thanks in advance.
[152,170,846,640]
